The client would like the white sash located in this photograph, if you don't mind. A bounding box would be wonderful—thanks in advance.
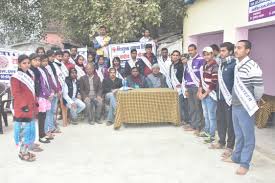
[218,64,232,106]
[11,71,35,97]
[69,57,75,64]
[74,64,86,79]
[45,65,57,87]
[96,36,109,57]
[140,56,152,70]
[170,65,182,95]
[158,57,173,88]
[187,59,201,87]
[37,67,49,88]
[53,61,66,87]
[200,67,217,101]
[116,70,124,80]
[128,59,136,69]
[234,66,259,116]
[96,68,104,82]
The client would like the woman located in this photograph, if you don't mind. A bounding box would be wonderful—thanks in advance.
[74,55,86,79]
[11,55,38,161]
[126,67,148,89]
[95,55,109,82]
[87,51,96,65]
[112,57,125,79]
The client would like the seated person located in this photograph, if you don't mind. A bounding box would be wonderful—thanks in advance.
[146,64,168,88]
[126,67,148,89]
[112,57,125,79]
[63,68,86,125]
[95,55,109,82]
[79,64,103,124]
[102,68,123,126]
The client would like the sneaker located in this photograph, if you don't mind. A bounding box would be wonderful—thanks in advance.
[204,137,215,144]
[39,137,51,144]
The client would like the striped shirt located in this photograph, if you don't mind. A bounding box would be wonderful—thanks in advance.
[232,56,264,106]
[199,60,218,91]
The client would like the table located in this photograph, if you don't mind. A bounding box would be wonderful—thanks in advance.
[114,88,180,129]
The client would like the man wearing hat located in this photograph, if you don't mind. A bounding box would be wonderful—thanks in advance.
[197,46,219,143]
[141,44,158,76]
[146,64,168,88]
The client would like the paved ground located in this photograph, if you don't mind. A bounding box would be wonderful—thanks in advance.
[1,120,275,183]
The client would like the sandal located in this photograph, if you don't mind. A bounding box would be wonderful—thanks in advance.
[52,129,62,133]
[221,148,233,158]
[19,152,36,162]
[209,143,225,149]
[31,146,44,152]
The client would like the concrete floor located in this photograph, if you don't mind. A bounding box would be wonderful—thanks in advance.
[0,121,275,183]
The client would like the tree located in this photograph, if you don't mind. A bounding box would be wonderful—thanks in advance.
[0,0,43,46]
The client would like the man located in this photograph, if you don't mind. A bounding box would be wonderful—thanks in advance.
[70,46,78,63]
[139,29,153,43]
[124,49,145,77]
[126,67,148,88]
[63,68,86,125]
[183,44,204,135]
[142,44,158,76]
[223,40,264,175]
[211,44,221,65]
[169,50,189,125]
[210,42,236,158]
[102,68,122,126]
[93,25,112,67]
[158,48,172,88]
[146,64,168,88]
[197,47,218,143]
[79,64,103,124]
[63,51,75,71]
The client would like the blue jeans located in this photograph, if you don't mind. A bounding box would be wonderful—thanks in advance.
[231,105,255,169]
[201,96,217,137]
[45,95,58,133]
[105,92,117,123]
[67,98,86,120]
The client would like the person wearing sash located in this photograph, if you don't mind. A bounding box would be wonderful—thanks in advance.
[11,55,37,162]
[146,64,168,88]
[95,55,109,83]
[93,25,112,67]
[158,48,172,88]
[223,40,264,175]
[30,53,52,144]
[169,50,189,126]
[126,67,148,89]
[36,47,46,56]
[142,44,158,76]
[102,68,123,126]
[183,44,204,135]
[79,64,103,124]
[74,55,87,80]
[87,51,96,65]
[46,50,62,133]
[63,51,75,71]
[63,68,86,125]
[209,42,236,157]
[139,29,153,43]
[124,49,145,77]
[112,57,125,79]
[197,47,218,143]
[70,46,78,63]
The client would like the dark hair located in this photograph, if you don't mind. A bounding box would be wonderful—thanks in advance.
[99,25,107,30]
[172,50,181,55]
[36,47,45,54]
[112,57,121,65]
[109,67,116,73]
[145,44,152,49]
[188,44,197,50]
[29,53,40,61]
[75,55,85,66]
[40,55,48,61]
[70,46,78,50]
[55,50,63,56]
[210,44,220,52]
[69,68,77,76]
[98,55,104,60]
[238,40,252,49]
[220,42,234,54]
[144,29,150,33]
[18,54,29,64]
[46,50,55,57]
[87,51,96,57]
[131,49,137,53]
[131,67,139,72]
[63,51,70,56]
[161,48,168,52]
[182,53,190,59]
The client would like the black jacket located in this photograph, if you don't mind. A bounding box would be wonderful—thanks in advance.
[102,78,122,95]
[63,77,80,105]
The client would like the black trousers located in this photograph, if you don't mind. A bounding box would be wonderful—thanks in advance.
[217,100,235,149]
[38,112,46,138]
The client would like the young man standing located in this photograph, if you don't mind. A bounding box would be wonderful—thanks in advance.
[224,40,264,175]
[158,48,172,88]
[209,42,236,158]
[197,47,218,143]
[124,49,145,77]
[70,46,78,63]
[183,44,204,134]
[139,29,153,43]
[142,44,158,76]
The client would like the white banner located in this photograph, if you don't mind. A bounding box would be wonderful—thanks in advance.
[0,49,19,85]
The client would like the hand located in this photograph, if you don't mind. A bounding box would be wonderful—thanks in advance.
[184,91,189,98]
[84,97,90,103]
[96,96,103,102]
[71,103,77,109]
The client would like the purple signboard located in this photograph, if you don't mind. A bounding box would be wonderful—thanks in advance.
[249,0,275,21]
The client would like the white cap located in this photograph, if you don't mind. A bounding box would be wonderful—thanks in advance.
[202,46,213,53]
[152,63,160,69]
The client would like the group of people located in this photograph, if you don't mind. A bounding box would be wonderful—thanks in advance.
[11,25,264,176]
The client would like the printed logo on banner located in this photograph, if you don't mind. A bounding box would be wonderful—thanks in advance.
[0,49,19,85]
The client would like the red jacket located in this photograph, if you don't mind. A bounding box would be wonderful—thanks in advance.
[11,77,37,122]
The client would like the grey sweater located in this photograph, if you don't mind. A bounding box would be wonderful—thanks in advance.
[232,57,264,106]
